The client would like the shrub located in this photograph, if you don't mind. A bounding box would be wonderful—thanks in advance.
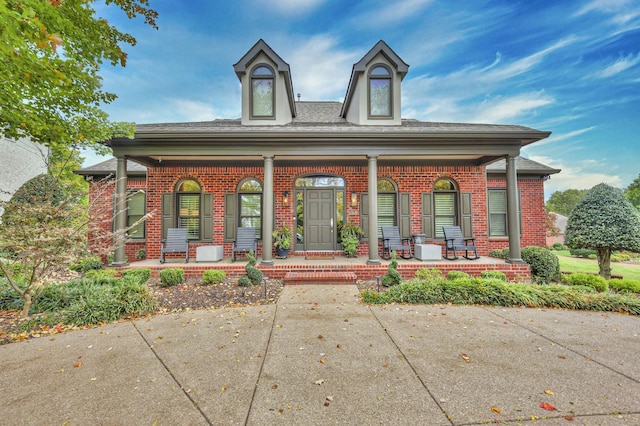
[609,278,640,294]
[85,268,119,281]
[160,268,184,287]
[135,248,146,260]
[521,246,560,284]
[481,270,507,281]
[562,273,608,292]
[415,267,445,282]
[489,248,510,260]
[447,270,469,281]
[70,256,103,273]
[203,269,226,285]
[238,276,252,287]
[552,243,566,251]
[381,251,402,287]
[121,268,151,285]
[610,252,631,263]
[570,248,596,258]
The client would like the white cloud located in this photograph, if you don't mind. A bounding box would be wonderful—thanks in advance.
[470,93,554,124]
[593,52,640,78]
[534,126,597,147]
[527,154,623,195]
[355,0,434,26]
[284,35,356,100]
[261,0,326,15]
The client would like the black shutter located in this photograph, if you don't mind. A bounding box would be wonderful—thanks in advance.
[421,192,433,240]
[360,193,369,240]
[399,193,411,239]
[161,193,174,240]
[201,193,213,241]
[224,193,236,242]
[461,192,473,238]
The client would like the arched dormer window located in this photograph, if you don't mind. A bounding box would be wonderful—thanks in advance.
[433,178,458,239]
[251,65,275,118]
[368,65,392,118]
[176,179,202,240]
[238,178,263,237]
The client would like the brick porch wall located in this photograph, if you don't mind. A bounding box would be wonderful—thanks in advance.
[89,165,548,262]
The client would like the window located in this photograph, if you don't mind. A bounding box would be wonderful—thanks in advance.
[239,178,262,237]
[368,65,392,117]
[488,189,507,236]
[378,178,397,237]
[434,178,458,238]
[488,189,521,237]
[251,65,275,118]
[127,190,145,239]
[176,179,201,240]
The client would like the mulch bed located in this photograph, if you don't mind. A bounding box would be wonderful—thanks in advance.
[0,277,378,345]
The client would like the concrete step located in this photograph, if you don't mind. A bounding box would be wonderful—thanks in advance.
[284,271,357,285]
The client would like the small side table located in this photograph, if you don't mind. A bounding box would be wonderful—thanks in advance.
[196,245,223,262]
[415,244,442,261]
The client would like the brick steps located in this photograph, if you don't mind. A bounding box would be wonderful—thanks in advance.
[284,271,357,285]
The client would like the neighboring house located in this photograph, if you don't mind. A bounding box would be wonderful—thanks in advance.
[546,212,568,247]
[76,39,560,267]
[0,136,49,216]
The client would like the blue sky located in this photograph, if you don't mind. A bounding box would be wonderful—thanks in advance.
[89,0,640,198]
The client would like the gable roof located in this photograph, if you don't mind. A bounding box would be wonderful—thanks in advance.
[341,40,409,118]
[233,39,296,117]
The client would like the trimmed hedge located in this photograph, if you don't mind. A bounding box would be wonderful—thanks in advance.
[160,268,184,287]
[562,272,608,292]
[203,269,226,285]
[609,278,640,294]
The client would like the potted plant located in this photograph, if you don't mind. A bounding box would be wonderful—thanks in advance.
[340,220,364,258]
[272,224,292,258]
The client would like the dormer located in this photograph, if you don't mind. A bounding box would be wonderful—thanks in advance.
[233,39,296,125]
[340,40,409,126]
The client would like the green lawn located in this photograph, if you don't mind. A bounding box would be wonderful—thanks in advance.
[555,252,640,281]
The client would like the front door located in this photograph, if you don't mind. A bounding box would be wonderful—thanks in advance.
[306,189,335,251]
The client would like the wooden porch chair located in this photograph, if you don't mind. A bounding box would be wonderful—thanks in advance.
[232,227,257,262]
[381,226,413,259]
[442,225,479,260]
[160,228,189,263]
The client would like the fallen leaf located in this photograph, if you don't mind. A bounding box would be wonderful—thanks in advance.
[539,402,556,411]
[558,355,566,359]
[336,344,342,349]
[314,379,324,385]
[73,361,82,368]
[460,353,471,363]
[544,389,554,395]
[491,406,503,415]
[318,334,324,339]
[319,359,326,364]
[272,384,278,390]
[564,415,574,421]
[221,386,227,392]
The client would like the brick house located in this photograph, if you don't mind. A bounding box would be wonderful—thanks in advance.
[76,39,560,271]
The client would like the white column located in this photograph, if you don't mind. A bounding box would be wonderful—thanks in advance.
[261,156,274,265]
[506,155,524,263]
[367,155,381,265]
[112,156,128,266]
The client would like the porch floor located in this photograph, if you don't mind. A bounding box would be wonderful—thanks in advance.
[116,253,532,283]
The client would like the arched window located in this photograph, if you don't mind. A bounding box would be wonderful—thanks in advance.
[251,65,275,118]
[378,178,397,236]
[176,179,202,240]
[433,178,458,238]
[368,64,392,117]
[238,178,262,237]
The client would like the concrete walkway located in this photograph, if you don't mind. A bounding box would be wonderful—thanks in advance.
[1,285,639,425]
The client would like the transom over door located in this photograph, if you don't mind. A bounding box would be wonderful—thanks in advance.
[306,189,335,250]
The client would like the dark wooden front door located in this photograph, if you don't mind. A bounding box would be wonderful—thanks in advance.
[306,189,335,250]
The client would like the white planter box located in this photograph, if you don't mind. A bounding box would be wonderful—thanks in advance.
[415,244,441,261]
[196,245,223,262]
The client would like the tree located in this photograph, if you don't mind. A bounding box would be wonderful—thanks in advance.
[0,175,86,316]
[0,0,157,152]
[565,183,640,279]
[545,189,588,216]
[625,173,640,210]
